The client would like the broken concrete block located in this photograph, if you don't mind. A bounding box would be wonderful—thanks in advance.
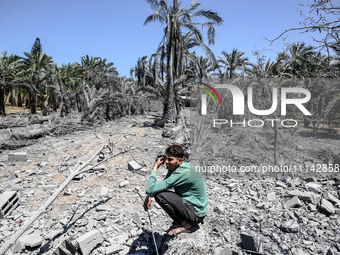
[240,230,262,253]
[323,191,340,205]
[128,161,142,171]
[8,152,27,162]
[319,198,335,214]
[228,183,238,192]
[76,229,103,255]
[18,233,43,248]
[100,186,109,196]
[45,229,63,240]
[64,238,79,254]
[287,190,320,204]
[0,191,19,219]
[308,204,317,212]
[214,204,225,214]
[106,244,124,255]
[325,248,339,255]
[267,192,277,202]
[305,182,322,193]
[286,196,302,208]
[280,219,299,233]
[119,180,129,188]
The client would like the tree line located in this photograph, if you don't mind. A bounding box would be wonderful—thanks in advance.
[1,0,340,126]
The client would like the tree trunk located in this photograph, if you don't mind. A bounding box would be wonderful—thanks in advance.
[17,91,22,108]
[30,91,37,114]
[0,85,5,115]
[166,23,176,123]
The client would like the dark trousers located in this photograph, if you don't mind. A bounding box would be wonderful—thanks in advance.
[154,190,204,225]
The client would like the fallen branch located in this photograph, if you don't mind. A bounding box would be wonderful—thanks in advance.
[0,134,131,255]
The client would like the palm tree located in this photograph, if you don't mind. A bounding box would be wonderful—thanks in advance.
[22,51,54,114]
[218,49,249,80]
[186,54,216,83]
[21,38,55,114]
[276,42,315,77]
[130,56,148,87]
[0,51,22,115]
[144,0,223,122]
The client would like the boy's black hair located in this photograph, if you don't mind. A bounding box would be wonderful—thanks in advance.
[165,145,185,158]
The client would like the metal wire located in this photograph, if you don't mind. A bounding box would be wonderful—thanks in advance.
[135,189,160,255]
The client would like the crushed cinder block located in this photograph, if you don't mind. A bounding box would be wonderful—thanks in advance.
[128,161,142,171]
[319,198,335,214]
[280,219,299,233]
[8,152,27,162]
[240,230,263,253]
[0,191,19,219]
[286,196,302,208]
[76,229,103,255]
[18,232,43,249]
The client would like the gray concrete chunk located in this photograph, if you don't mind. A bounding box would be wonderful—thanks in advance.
[128,161,142,171]
[320,198,335,214]
[286,196,303,208]
[323,191,340,205]
[76,229,103,255]
[8,152,27,162]
[287,190,320,204]
[18,233,43,248]
[240,230,262,252]
[280,219,299,233]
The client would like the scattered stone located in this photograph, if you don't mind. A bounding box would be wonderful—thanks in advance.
[305,182,322,193]
[240,229,262,253]
[18,232,43,248]
[323,191,340,205]
[128,161,142,171]
[228,183,238,192]
[286,196,303,208]
[214,204,225,214]
[99,187,108,198]
[119,180,129,188]
[8,152,27,162]
[76,230,103,255]
[267,192,277,202]
[45,229,63,240]
[308,204,317,212]
[319,198,335,214]
[280,219,299,233]
[288,190,319,204]
[106,244,124,255]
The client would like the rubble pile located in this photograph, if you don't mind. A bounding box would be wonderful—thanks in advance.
[0,113,339,254]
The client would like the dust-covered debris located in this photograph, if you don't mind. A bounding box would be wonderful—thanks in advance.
[0,112,339,254]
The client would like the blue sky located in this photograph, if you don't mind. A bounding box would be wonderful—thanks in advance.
[0,0,326,77]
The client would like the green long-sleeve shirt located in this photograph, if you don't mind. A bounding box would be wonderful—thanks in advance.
[146,162,207,217]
